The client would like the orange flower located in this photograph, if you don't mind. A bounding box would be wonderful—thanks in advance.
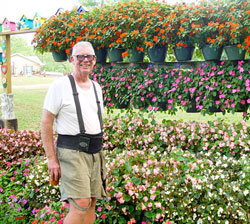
[122,51,128,58]
[153,36,158,42]
[179,27,185,32]
[210,39,215,44]
[120,33,127,38]
[132,30,139,35]
[65,48,71,55]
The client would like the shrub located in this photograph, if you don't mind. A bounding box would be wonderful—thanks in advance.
[0,129,44,168]
[0,157,37,223]
[0,115,250,223]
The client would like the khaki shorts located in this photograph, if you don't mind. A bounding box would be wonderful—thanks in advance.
[56,147,106,201]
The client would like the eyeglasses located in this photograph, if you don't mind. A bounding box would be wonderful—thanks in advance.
[73,55,96,62]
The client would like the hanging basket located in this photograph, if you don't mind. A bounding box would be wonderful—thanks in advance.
[147,46,167,63]
[236,101,249,112]
[201,45,223,61]
[186,97,199,113]
[52,50,68,62]
[128,49,144,62]
[95,48,108,63]
[173,45,195,61]
[224,45,246,61]
[108,48,125,62]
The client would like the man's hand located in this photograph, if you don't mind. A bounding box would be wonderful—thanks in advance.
[48,157,61,182]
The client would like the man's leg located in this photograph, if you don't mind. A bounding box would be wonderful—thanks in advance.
[63,197,96,224]
[83,198,97,224]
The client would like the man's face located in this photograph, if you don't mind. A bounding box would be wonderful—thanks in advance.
[71,45,96,74]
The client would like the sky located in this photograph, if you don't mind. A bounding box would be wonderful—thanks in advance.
[0,0,79,44]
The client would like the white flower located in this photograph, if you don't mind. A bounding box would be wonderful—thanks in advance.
[243,189,249,196]
[217,207,224,216]
[193,213,197,220]
[197,218,203,224]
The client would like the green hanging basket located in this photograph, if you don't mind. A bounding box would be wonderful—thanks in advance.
[224,45,246,61]
[147,46,167,62]
[128,49,144,62]
[202,45,223,61]
[174,45,195,61]
[95,48,108,63]
[108,48,125,62]
[52,50,68,62]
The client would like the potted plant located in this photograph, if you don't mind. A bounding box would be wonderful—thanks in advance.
[32,9,88,62]
[143,2,172,63]
[168,3,198,61]
[218,0,250,60]
[194,0,225,61]
[86,7,109,63]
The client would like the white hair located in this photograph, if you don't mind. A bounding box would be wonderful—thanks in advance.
[71,41,95,56]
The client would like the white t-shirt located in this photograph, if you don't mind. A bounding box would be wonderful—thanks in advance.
[43,75,104,135]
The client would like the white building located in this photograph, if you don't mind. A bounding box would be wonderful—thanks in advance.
[11,53,45,76]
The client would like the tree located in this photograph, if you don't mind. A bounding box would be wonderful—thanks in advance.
[10,36,34,55]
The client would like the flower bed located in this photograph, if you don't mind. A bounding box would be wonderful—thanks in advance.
[0,115,250,223]
[91,60,250,119]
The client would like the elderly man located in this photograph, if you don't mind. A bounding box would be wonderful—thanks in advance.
[41,41,106,224]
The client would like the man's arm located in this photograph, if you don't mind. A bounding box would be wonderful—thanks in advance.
[41,109,61,182]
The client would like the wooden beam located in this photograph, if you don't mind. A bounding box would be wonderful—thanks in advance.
[0,29,37,36]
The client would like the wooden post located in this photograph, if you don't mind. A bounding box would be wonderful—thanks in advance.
[0,29,36,131]
[1,34,17,130]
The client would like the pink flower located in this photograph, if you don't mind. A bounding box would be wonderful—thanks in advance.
[239,67,244,73]
[241,100,246,105]
[238,75,243,80]
[152,97,157,102]
[247,99,250,104]
[229,71,235,76]
[159,83,163,88]
[101,214,106,219]
[97,207,102,212]
[148,202,152,208]
[231,104,235,108]
[168,99,174,104]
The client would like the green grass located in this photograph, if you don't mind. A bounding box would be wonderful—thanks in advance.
[0,76,249,130]
[11,76,58,86]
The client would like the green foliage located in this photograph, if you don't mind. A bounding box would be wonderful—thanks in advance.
[92,61,250,119]
[10,36,34,55]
